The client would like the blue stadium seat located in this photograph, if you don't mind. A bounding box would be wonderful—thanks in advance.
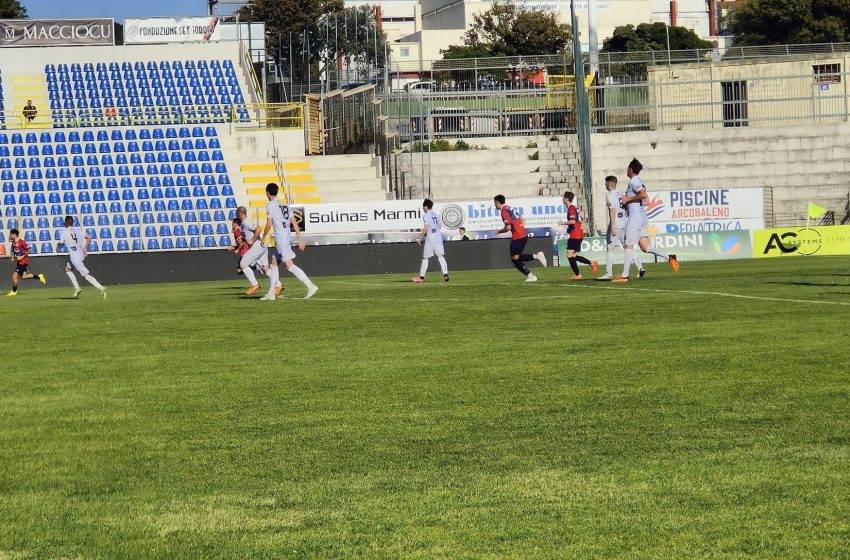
[132,239,143,251]
[87,241,98,252]
[41,243,54,253]
[115,227,127,238]
[117,240,130,251]
[130,226,141,238]
[142,213,154,224]
[147,239,160,250]
[203,236,216,247]
[213,210,226,222]
[100,228,112,239]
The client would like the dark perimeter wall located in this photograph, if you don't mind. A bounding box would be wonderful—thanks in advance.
[11,238,554,287]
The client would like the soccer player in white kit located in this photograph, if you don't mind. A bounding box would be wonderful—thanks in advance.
[614,159,679,283]
[234,207,281,296]
[258,183,318,301]
[57,216,107,299]
[597,175,643,281]
[412,198,449,283]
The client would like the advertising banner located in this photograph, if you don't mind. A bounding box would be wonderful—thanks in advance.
[752,225,850,258]
[0,19,114,47]
[124,17,222,44]
[296,197,565,234]
[557,230,753,265]
[644,187,764,233]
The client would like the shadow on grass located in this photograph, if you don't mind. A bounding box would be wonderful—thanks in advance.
[48,297,80,300]
[769,281,850,288]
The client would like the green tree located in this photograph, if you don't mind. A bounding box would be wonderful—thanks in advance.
[239,0,387,88]
[602,22,712,53]
[439,43,492,60]
[442,2,571,59]
[0,0,27,18]
[728,0,850,45]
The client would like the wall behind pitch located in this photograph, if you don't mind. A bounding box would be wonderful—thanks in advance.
[19,238,552,287]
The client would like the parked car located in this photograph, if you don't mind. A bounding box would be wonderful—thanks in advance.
[404,80,436,95]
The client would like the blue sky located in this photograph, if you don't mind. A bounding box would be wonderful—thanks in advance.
[22,0,238,22]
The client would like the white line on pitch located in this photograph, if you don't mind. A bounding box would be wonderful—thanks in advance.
[562,283,850,307]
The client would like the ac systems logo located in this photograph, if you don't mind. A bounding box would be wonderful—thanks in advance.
[710,233,743,256]
[645,196,665,219]
[762,228,822,256]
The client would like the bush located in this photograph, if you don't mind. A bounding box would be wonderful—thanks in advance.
[528,151,539,160]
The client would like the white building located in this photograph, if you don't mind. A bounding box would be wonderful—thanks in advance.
[651,0,710,37]
[389,0,655,71]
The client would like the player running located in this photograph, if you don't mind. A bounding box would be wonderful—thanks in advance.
[57,216,107,299]
[559,191,598,280]
[6,229,45,296]
[413,198,449,283]
[614,159,678,283]
[597,176,643,281]
[231,214,282,295]
[493,194,547,282]
[258,183,318,301]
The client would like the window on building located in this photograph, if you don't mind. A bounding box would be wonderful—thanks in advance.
[813,63,841,84]
[400,47,410,57]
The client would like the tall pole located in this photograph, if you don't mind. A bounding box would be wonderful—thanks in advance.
[571,0,594,232]
[587,0,598,76]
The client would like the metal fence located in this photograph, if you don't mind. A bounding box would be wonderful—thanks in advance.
[381,67,850,139]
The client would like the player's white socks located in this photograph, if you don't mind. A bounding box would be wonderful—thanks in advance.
[84,275,104,291]
[606,248,615,276]
[419,258,429,278]
[66,271,81,289]
[436,255,448,275]
[647,248,670,260]
[622,249,634,278]
[266,265,280,297]
[288,265,315,288]
[242,266,258,287]
[634,254,644,270]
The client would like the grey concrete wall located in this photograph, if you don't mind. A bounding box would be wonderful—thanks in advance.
[11,237,552,288]
[589,122,850,229]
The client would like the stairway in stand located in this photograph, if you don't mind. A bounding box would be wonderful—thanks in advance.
[9,75,50,129]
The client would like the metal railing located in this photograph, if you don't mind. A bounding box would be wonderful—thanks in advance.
[382,68,850,139]
[233,103,304,130]
[243,42,264,104]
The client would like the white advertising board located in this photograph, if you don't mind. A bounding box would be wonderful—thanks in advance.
[643,187,765,233]
[125,17,222,44]
[297,197,566,234]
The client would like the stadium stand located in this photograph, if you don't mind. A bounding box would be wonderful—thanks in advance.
[0,126,236,254]
[46,59,249,128]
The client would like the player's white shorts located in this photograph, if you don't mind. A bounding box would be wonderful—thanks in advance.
[67,252,89,276]
[624,218,648,246]
[239,242,267,270]
[607,226,625,248]
[422,236,445,258]
[272,244,296,263]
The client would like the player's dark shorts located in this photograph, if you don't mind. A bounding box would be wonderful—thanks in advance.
[14,263,28,275]
[509,237,528,257]
[567,238,583,252]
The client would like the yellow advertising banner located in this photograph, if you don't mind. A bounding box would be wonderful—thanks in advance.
[752,225,850,258]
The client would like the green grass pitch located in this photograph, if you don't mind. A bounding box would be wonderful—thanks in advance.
[1,257,848,559]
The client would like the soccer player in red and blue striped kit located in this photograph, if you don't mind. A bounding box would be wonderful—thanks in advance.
[7,229,45,296]
[493,194,547,282]
[559,191,598,280]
